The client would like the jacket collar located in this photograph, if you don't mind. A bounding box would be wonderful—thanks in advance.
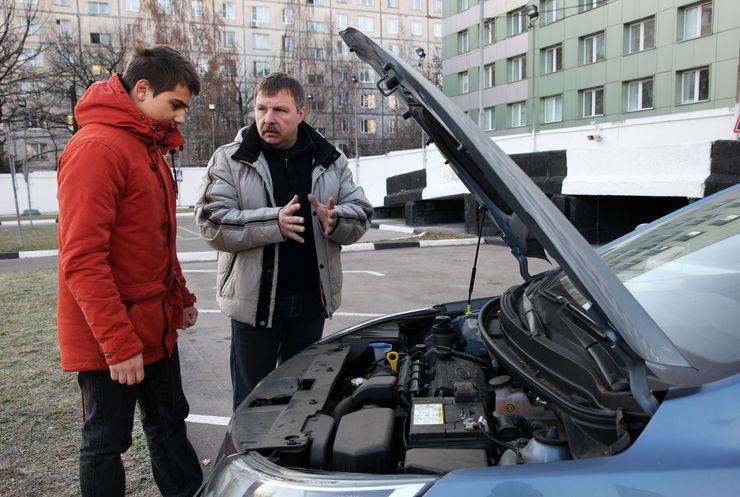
[74,73,185,151]
[232,121,340,167]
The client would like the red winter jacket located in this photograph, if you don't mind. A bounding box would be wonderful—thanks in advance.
[57,73,195,372]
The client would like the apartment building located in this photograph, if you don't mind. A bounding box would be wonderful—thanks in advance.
[5,0,444,171]
[443,0,738,132]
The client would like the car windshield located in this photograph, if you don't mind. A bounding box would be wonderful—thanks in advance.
[553,186,740,377]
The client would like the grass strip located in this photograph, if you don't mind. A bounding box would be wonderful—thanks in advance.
[0,226,58,253]
[0,269,159,496]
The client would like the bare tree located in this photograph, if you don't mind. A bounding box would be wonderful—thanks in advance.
[0,0,47,172]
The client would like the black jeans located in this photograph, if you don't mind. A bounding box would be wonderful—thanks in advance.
[230,293,325,410]
[77,346,202,497]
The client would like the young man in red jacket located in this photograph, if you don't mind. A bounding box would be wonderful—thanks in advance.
[57,46,202,497]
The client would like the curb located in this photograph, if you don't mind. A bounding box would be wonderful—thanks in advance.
[1,237,504,262]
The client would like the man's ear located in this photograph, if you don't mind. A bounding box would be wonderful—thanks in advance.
[132,79,153,102]
[298,106,306,122]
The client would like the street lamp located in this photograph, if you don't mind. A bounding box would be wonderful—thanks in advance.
[208,103,216,155]
[415,47,426,67]
[526,4,539,151]
[350,76,359,181]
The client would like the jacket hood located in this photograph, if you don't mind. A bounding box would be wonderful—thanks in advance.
[74,73,185,151]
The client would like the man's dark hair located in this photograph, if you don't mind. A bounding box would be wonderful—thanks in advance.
[122,46,201,96]
[254,72,306,110]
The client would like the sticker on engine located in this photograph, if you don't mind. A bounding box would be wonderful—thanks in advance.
[413,403,445,425]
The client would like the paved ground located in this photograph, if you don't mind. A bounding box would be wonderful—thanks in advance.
[2,213,554,479]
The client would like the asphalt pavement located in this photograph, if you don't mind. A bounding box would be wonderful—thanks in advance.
[2,213,554,479]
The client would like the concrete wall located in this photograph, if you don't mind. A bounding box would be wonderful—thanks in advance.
[1,107,736,216]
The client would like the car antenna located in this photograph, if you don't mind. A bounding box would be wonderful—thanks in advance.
[466,205,487,315]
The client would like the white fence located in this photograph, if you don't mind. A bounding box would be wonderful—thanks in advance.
[2,107,737,216]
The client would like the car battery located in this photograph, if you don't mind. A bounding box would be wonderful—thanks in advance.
[408,397,489,448]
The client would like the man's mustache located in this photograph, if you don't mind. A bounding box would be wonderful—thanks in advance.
[261,125,279,133]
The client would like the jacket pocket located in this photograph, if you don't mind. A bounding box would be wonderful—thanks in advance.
[218,252,238,298]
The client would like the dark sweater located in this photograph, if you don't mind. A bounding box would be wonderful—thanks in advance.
[261,128,321,297]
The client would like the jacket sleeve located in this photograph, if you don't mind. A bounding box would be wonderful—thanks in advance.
[325,154,373,246]
[57,141,143,365]
[195,147,285,253]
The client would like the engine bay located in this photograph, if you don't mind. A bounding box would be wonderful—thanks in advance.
[226,295,649,475]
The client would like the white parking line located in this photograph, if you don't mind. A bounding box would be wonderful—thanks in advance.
[343,270,385,276]
[186,414,230,426]
[334,312,384,317]
[183,269,386,276]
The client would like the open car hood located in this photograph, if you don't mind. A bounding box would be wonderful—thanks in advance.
[340,28,690,369]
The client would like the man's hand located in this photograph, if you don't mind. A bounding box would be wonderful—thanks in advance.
[308,194,337,235]
[109,353,144,385]
[182,306,198,329]
[278,195,305,243]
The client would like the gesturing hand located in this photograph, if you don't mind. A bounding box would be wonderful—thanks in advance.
[182,306,198,329]
[279,195,305,243]
[308,194,337,235]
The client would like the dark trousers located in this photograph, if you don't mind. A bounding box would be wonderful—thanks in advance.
[230,293,325,411]
[77,346,202,497]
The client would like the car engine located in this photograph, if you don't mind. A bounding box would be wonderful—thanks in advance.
[225,300,602,475]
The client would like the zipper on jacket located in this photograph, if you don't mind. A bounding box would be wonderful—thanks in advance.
[152,146,175,355]
[218,252,238,297]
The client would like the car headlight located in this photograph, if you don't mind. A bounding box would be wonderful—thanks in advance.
[201,452,437,497]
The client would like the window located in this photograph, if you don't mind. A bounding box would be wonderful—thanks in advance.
[543,95,562,123]
[388,95,400,109]
[337,14,348,30]
[359,68,375,83]
[254,61,270,78]
[87,2,109,14]
[90,32,111,44]
[360,94,376,108]
[627,78,653,111]
[282,36,295,52]
[680,67,709,104]
[125,0,139,11]
[580,0,605,12]
[483,107,495,130]
[360,0,374,4]
[308,47,325,59]
[411,0,421,10]
[251,6,269,23]
[483,20,494,44]
[388,0,398,7]
[509,55,525,82]
[434,23,443,38]
[543,45,562,73]
[307,21,324,32]
[253,33,270,50]
[389,44,400,55]
[156,0,173,14]
[223,2,235,19]
[581,87,604,117]
[282,8,294,24]
[581,32,604,64]
[411,21,422,36]
[55,0,71,5]
[511,102,526,127]
[338,92,348,107]
[336,40,349,55]
[338,118,348,132]
[57,19,72,34]
[626,17,655,53]
[27,18,42,35]
[542,0,560,23]
[308,74,325,85]
[387,19,399,34]
[459,71,469,94]
[457,30,469,53]
[388,120,398,133]
[435,0,442,12]
[358,17,374,32]
[192,0,203,16]
[361,119,377,134]
[457,0,468,12]
[25,143,48,161]
[509,9,526,36]
[224,31,235,48]
[484,64,495,87]
[680,1,712,40]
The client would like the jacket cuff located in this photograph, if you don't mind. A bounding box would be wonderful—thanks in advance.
[101,335,144,366]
